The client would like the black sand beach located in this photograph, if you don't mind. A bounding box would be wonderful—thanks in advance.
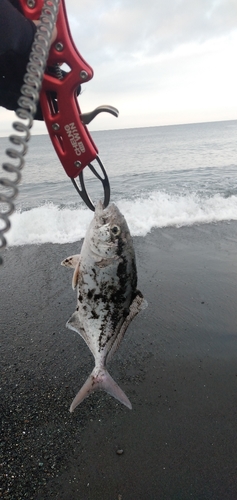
[1,221,237,499]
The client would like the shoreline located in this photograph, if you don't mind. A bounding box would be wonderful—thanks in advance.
[1,221,237,499]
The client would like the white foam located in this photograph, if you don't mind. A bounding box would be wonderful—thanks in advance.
[7,191,237,246]
[117,191,237,236]
[7,204,93,246]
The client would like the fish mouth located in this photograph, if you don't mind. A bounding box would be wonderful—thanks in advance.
[94,201,109,227]
[95,200,115,225]
[95,200,105,215]
[95,201,122,220]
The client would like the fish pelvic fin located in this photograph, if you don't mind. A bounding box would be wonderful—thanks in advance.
[70,367,132,412]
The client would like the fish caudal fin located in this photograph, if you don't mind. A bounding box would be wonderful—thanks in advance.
[70,367,132,412]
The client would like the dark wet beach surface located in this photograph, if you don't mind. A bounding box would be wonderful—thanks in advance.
[1,222,237,499]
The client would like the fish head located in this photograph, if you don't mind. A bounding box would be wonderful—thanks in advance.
[87,201,132,260]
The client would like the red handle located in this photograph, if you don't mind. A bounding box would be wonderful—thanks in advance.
[19,0,98,178]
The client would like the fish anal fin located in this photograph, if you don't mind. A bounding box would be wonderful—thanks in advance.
[66,311,92,352]
[70,367,132,412]
[66,311,84,336]
[61,254,80,269]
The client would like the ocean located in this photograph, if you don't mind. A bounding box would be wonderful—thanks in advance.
[1,119,237,246]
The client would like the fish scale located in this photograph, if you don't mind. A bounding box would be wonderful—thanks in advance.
[62,201,147,412]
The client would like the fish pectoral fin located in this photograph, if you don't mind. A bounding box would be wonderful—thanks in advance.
[70,367,132,412]
[61,254,81,269]
[60,254,81,289]
[95,256,119,268]
[72,258,81,290]
[107,290,148,363]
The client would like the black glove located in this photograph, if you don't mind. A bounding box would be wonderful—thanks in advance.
[0,62,81,121]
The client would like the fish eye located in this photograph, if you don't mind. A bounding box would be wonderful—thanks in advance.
[111,225,120,236]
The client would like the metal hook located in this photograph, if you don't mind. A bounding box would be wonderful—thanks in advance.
[71,156,110,211]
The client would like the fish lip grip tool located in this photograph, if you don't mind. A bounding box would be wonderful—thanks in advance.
[19,0,119,211]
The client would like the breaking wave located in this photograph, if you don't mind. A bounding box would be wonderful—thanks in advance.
[6,190,237,246]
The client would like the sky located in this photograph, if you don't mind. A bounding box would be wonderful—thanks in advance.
[0,0,237,135]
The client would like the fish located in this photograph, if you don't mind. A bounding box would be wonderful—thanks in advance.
[61,201,147,412]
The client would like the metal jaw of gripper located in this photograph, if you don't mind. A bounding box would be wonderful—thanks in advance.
[71,105,119,211]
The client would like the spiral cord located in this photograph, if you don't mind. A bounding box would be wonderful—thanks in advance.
[0,0,60,265]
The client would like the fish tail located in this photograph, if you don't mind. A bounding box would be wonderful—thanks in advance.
[70,367,132,412]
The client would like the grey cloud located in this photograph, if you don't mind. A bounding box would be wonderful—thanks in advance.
[66,0,237,64]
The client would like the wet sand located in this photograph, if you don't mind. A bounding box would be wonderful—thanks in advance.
[1,221,237,499]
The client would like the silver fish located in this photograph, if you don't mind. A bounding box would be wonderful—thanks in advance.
[61,201,147,412]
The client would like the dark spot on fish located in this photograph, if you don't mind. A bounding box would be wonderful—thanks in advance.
[123,307,130,318]
[103,332,113,345]
[117,255,127,277]
[101,256,129,329]
[78,294,83,302]
[94,292,107,303]
[117,236,125,256]
[98,309,111,351]
[99,330,113,351]
[87,289,94,299]
[91,310,99,319]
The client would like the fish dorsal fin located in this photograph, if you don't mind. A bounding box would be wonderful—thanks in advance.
[107,291,148,363]
[61,254,80,269]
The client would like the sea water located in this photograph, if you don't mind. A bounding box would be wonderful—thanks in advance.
[1,119,237,246]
